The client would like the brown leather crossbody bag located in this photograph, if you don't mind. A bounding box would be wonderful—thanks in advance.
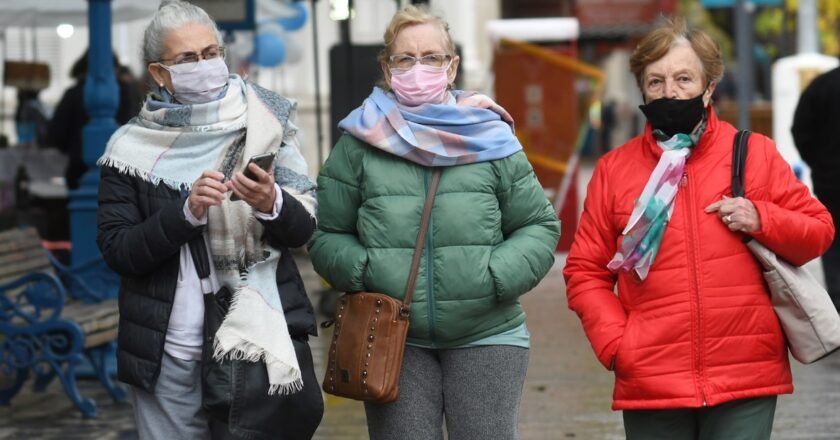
[321,168,442,403]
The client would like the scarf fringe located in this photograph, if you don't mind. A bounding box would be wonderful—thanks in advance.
[98,156,192,191]
[212,338,304,396]
[269,379,304,396]
[213,339,265,363]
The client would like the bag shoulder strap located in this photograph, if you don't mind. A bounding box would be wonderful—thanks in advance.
[187,235,215,295]
[731,130,751,198]
[401,168,442,317]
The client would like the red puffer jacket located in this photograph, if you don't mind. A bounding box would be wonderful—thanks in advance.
[564,109,835,410]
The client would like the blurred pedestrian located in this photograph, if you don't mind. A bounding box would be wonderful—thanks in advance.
[48,50,142,189]
[96,1,322,439]
[791,66,840,314]
[564,18,834,440]
[14,88,50,147]
[308,5,559,439]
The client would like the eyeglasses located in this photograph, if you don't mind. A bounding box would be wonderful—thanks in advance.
[158,46,226,65]
[388,54,452,70]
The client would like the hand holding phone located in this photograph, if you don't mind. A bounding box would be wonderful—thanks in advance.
[188,170,228,219]
[230,152,275,201]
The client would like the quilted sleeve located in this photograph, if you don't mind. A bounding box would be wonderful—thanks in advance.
[488,151,560,302]
[747,135,835,266]
[307,135,369,292]
[562,158,628,370]
[96,166,203,276]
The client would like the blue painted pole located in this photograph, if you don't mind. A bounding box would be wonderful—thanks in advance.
[69,0,118,264]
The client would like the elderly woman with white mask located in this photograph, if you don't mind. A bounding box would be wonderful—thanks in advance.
[309,5,560,439]
[96,1,322,439]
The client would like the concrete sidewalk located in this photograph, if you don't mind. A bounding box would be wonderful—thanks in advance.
[2,253,839,439]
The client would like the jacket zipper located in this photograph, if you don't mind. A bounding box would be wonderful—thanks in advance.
[681,171,708,406]
[423,170,437,344]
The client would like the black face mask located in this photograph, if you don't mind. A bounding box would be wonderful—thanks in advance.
[638,92,706,138]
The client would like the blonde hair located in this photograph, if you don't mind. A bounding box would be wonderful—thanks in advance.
[376,5,455,90]
[629,17,724,91]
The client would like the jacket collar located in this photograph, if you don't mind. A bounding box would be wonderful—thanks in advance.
[641,106,723,163]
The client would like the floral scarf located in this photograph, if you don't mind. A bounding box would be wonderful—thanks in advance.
[607,116,708,280]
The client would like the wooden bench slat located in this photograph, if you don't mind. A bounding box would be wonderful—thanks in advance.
[80,312,119,336]
[0,241,44,257]
[0,248,53,283]
[63,300,120,336]
[0,235,46,262]
[85,329,119,349]
[0,227,41,252]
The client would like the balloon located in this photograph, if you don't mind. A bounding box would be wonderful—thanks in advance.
[277,2,308,32]
[253,32,286,67]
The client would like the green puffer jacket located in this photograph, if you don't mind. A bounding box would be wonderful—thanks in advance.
[309,135,560,347]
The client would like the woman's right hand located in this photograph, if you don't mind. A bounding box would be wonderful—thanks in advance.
[188,170,229,219]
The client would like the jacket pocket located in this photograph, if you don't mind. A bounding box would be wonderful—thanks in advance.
[613,313,637,377]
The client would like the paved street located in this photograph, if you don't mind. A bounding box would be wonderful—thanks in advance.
[1,253,839,439]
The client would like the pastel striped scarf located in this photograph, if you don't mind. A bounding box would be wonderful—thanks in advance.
[607,118,707,280]
[338,87,521,166]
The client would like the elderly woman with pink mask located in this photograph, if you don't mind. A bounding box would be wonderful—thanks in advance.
[96,1,323,439]
[309,5,560,439]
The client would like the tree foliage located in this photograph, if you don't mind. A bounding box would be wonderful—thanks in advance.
[678,0,734,59]
[754,0,840,57]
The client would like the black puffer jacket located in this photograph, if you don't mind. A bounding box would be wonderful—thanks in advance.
[97,165,323,439]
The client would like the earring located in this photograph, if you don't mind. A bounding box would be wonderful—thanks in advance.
[159,83,164,88]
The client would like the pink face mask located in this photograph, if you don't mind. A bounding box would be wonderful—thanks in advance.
[389,63,450,106]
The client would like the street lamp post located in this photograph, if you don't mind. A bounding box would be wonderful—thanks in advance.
[798,0,818,54]
[68,0,118,264]
[735,0,754,130]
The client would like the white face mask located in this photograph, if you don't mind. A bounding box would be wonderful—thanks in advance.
[157,57,229,105]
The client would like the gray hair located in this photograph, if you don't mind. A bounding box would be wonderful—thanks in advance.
[142,0,223,65]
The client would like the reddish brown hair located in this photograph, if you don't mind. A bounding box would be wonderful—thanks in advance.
[629,18,724,90]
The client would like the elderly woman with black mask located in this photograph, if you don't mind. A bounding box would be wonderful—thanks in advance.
[564,18,833,440]
[96,1,322,439]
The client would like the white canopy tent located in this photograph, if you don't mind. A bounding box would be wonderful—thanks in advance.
[0,1,298,29]
[0,1,158,28]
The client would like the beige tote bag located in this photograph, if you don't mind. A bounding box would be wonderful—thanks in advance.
[734,130,840,364]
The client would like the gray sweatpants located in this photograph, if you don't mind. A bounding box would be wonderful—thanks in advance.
[364,345,529,440]
[131,352,211,440]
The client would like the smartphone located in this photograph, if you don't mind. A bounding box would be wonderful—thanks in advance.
[230,152,276,201]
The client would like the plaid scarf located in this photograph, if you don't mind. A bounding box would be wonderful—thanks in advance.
[98,75,316,395]
[338,87,522,166]
[607,116,707,280]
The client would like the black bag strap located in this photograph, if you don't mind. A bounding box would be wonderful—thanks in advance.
[187,234,215,295]
[400,168,442,317]
[731,130,751,198]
